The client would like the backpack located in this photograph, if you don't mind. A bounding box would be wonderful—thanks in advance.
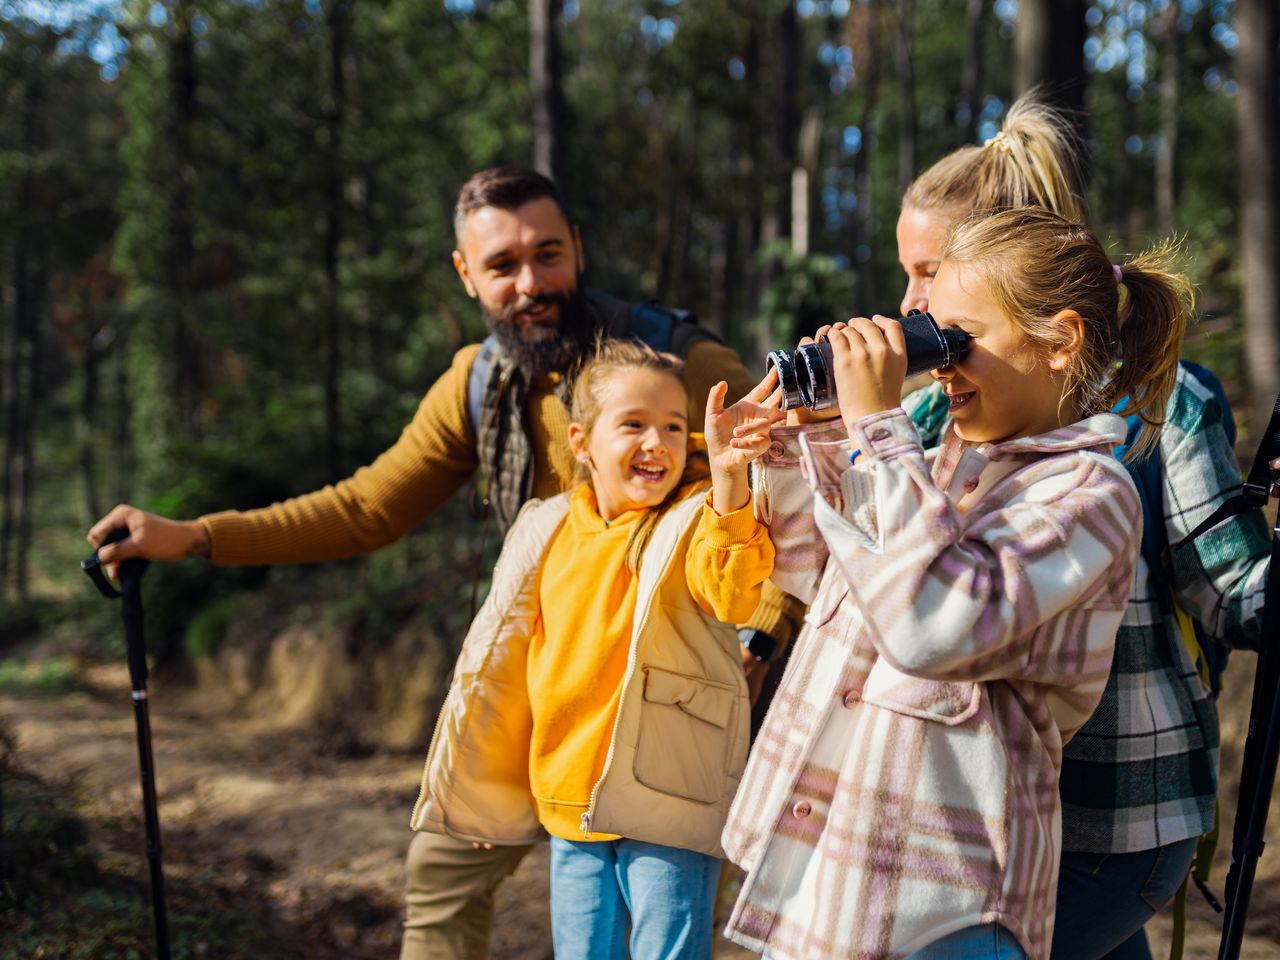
[1115,360,1236,697]
[1115,360,1238,958]
[466,290,709,433]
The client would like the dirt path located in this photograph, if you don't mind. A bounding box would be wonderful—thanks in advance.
[4,657,1279,959]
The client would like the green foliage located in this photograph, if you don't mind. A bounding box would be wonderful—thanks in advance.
[4,0,1255,642]
[755,241,857,346]
[183,594,248,659]
[0,656,79,694]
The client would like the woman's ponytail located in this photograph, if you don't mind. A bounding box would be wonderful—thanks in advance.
[1106,241,1193,460]
[902,91,1086,223]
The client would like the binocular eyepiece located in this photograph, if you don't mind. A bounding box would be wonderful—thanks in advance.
[766,310,969,411]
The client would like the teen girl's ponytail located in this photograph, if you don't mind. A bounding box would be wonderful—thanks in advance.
[944,207,1192,460]
[1107,243,1193,460]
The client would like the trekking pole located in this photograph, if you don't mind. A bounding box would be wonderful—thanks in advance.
[1176,393,1280,960]
[81,528,171,960]
[1218,513,1280,960]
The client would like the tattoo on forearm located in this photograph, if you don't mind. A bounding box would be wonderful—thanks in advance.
[188,525,212,560]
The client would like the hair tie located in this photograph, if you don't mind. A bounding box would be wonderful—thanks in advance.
[985,130,1011,153]
[1113,264,1124,286]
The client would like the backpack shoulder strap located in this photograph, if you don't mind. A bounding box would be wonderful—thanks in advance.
[466,335,501,434]
[1116,414,1170,616]
[584,287,718,358]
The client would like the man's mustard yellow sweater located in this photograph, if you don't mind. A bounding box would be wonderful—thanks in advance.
[529,485,772,841]
[198,339,801,642]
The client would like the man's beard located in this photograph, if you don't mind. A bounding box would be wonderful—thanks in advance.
[482,286,595,378]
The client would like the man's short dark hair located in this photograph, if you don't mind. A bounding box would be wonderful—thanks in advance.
[453,166,573,242]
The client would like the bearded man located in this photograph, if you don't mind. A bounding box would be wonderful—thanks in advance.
[88,166,800,960]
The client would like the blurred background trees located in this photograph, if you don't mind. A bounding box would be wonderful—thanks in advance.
[0,0,1268,651]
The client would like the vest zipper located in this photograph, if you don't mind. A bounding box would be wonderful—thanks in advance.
[411,686,454,825]
[580,513,687,839]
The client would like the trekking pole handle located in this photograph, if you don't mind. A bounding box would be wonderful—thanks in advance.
[82,527,149,598]
[82,527,129,598]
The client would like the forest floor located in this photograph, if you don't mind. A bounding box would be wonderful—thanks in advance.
[2,653,1279,959]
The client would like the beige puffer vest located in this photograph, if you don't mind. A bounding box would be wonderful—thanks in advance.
[410,489,750,857]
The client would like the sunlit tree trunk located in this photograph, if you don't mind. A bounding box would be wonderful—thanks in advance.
[1236,0,1280,425]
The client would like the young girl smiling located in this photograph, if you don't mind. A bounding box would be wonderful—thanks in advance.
[718,207,1190,960]
[412,339,781,959]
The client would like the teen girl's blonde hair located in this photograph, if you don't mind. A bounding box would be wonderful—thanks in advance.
[903,93,1086,223]
[568,337,711,570]
[944,207,1191,460]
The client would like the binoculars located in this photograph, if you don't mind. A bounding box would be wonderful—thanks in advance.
[766,310,970,411]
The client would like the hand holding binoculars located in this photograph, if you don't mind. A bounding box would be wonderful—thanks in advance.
[766,310,969,411]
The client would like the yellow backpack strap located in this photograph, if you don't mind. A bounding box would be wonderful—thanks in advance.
[1172,594,1212,690]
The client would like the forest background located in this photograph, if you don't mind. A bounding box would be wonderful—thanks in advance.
[1,0,1279,957]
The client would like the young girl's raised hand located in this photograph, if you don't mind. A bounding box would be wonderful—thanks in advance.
[825,315,909,437]
[705,370,784,515]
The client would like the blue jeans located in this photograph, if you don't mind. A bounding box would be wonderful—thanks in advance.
[1052,836,1199,960]
[906,923,1027,959]
[548,836,720,960]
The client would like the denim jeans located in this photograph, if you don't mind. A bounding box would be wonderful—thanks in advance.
[548,836,720,960]
[905,923,1027,959]
[1052,836,1199,960]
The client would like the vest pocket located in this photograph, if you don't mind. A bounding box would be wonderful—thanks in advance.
[633,665,736,804]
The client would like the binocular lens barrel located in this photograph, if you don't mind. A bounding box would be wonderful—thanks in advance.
[768,311,969,412]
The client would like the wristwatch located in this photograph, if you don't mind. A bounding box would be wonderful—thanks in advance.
[737,628,778,664]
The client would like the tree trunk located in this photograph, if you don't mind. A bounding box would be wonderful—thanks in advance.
[959,0,986,143]
[1,261,21,596]
[323,0,350,482]
[112,316,133,507]
[1015,0,1088,143]
[1,59,44,600]
[850,0,880,312]
[79,301,101,525]
[1236,0,1280,427]
[166,1,199,433]
[791,107,823,257]
[530,0,567,186]
[1155,2,1180,235]
[895,0,916,197]
[774,0,801,244]
[1157,3,1172,235]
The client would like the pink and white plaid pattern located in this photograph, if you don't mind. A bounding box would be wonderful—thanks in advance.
[722,410,1140,960]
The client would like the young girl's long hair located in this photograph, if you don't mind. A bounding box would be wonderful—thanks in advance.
[903,92,1087,224]
[569,338,711,570]
[943,207,1191,460]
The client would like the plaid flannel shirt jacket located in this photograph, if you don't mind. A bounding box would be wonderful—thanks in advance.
[721,411,1139,960]
[906,365,1271,855]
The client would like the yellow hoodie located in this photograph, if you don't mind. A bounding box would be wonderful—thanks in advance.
[528,484,773,841]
